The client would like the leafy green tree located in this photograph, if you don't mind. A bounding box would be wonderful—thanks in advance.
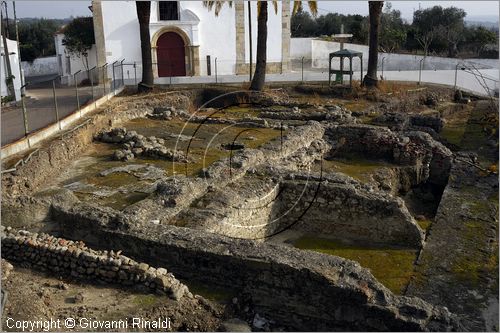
[379,2,407,52]
[291,8,317,37]
[463,26,498,56]
[62,17,95,73]
[17,18,60,62]
[413,6,466,57]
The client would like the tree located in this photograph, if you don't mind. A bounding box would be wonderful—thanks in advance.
[441,7,466,57]
[291,8,317,37]
[17,18,61,62]
[62,17,95,76]
[463,26,498,56]
[379,2,407,52]
[205,1,317,91]
[136,1,154,92]
[413,6,466,57]
[363,1,384,87]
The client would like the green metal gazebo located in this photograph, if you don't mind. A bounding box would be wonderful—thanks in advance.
[328,49,363,87]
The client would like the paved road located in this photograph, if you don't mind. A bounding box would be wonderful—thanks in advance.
[1,82,103,146]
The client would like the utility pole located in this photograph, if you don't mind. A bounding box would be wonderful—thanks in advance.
[1,6,15,99]
[13,1,23,91]
[248,1,252,81]
[2,1,9,38]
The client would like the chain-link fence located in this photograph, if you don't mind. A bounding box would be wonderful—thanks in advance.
[1,62,126,146]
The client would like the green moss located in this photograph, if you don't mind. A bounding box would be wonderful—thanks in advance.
[441,125,466,146]
[293,236,418,294]
[132,294,160,308]
[87,172,139,188]
[316,157,393,183]
[186,282,234,303]
[417,219,432,232]
[200,105,261,119]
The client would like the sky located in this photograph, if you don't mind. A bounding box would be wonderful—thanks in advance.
[7,1,500,22]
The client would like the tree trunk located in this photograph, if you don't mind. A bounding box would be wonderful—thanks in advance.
[363,1,384,87]
[136,1,154,92]
[249,1,268,91]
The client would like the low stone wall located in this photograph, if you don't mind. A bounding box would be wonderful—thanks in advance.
[1,227,191,301]
[50,204,459,331]
[276,179,424,247]
[325,124,453,188]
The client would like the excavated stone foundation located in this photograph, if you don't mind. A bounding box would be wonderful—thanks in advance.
[2,85,495,331]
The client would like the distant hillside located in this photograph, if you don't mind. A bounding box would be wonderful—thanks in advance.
[17,17,72,26]
[465,15,499,30]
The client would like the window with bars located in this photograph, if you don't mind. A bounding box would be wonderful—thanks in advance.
[158,1,179,21]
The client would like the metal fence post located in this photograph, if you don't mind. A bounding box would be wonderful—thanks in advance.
[102,63,107,96]
[52,79,61,131]
[74,70,81,116]
[454,62,461,91]
[89,66,95,102]
[215,57,218,84]
[381,56,386,79]
[418,57,425,85]
[134,62,137,86]
[112,60,117,94]
[120,59,125,88]
[301,57,304,83]
[20,83,29,139]
[169,63,173,86]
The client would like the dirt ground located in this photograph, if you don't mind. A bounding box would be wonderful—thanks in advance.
[2,263,225,332]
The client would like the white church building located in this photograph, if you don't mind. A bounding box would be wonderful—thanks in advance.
[91,0,292,81]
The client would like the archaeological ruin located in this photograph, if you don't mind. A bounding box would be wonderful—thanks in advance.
[1,83,498,331]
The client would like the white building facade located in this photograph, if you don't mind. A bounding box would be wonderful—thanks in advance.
[92,0,291,82]
[54,31,99,85]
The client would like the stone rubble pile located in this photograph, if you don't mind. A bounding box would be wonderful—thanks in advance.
[1,226,190,301]
[259,105,356,123]
[373,112,444,132]
[95,128,190,162]
[149,106,190,120]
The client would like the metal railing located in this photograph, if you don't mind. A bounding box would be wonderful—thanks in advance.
[1,62,126,147]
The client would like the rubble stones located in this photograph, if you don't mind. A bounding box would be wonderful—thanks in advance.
[1,228,191,302]
[96,128,190,162]
[149,106,190,120]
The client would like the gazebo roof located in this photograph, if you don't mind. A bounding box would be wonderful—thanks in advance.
[329,49,363,58]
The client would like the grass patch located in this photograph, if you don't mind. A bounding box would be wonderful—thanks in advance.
[186,282,235,303]
[316,157,393,183]
[417,219,432,232]
[293,236,418,294]
[132,294,160,308]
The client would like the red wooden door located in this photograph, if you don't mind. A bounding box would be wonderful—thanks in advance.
[157,32,186,77]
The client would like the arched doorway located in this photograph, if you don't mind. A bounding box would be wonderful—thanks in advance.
[157,32,186,77]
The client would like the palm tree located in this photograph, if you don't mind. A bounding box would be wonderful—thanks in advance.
[136,1,154,92]
[363,1,384,87]
[204,1,317,91]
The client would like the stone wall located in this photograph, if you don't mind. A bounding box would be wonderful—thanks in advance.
[122,121,326,225]
[1,227,191,301]
[325,124,453,188]
[21,56,58,77]
[276,179,424,247]
[50,204,459,331]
